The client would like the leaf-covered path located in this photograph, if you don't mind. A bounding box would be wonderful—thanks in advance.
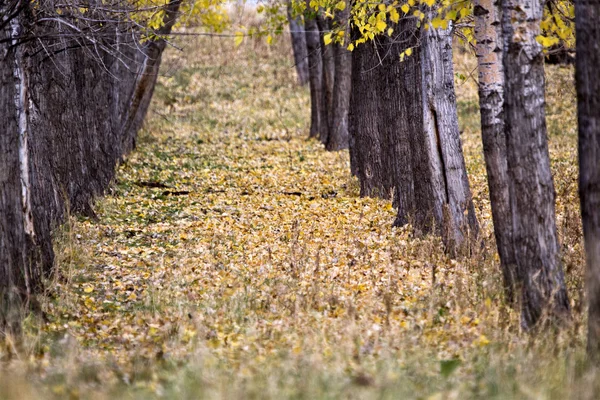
[33,37,581,399]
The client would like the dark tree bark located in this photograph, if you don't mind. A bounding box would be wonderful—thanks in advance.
[575,0,600,359]
[287,4,309,86]
[417,23,478,252]
[377,20,420,220]
[349,20,478,253]
[326,1,352,151]
[349,36,389,198]
[474,0,518,302]
[316,15,335,144]
[0,0,175,334]
[0,5,42,335]
[304,12,326,139]
[348,126,359,176]
[121,0,182,153]
[502,0,570,328]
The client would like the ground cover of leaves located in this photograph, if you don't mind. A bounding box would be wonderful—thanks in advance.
[2,35,596,399]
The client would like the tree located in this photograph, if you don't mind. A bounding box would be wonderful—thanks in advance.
[348,33,389,199]
[473,0,517,302]
[316,15,335,144]
[574,0,600,358]
[0,0,194,335]
[304,10,327,139]
[121,0,183,153]
[0,3,43,334]
[325,0,352,151]
[416,20,479,252]
[295,0,350,149]
[349,17,478,253]
[287,2,310,85]
[502,0,570,328]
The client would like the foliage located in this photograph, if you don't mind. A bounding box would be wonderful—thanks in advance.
[31,0,229,46]
[538,0,575,52]
[282,0,575,54]
[175,0,230,32]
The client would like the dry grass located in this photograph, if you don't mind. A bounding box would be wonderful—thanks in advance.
[0,29,594,400]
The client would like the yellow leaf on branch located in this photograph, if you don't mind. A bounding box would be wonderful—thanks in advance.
[234,31,244,47]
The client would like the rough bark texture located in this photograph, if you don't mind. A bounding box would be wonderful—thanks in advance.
[326,2,352,151]
[349,35,389,198]
[121,0,182,154]
[474,0,517,301]
[349,20,478,252]
[378,20,421,221]
[0,6,42,335]
[502,0,570,328]
[316,15,335,144]
[0,0,174,334]
[417,24,479,252]
[304,13,325,139]
[287,5,309,86]
[575,0,600,359]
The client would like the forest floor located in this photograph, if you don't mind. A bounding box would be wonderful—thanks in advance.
[1,35,593,399]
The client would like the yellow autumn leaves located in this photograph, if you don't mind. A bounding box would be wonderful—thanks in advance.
[287,0,572,55]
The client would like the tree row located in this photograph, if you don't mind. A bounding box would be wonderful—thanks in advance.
[0,0,181,334]
[289,0,600,352]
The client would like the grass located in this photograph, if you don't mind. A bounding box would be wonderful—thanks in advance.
[0,28,593,399]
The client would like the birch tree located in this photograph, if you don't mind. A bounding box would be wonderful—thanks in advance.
[0,3,42,335]
[473,0,517,302]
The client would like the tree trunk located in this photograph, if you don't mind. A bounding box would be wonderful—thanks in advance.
[575,0,600,359]
[415,23,479,253]
[0,0,171,334]
[377,20,420,220]
[502,0,570,328]
[348,126,359,176]
[304,13,326,139]
[287,4,309,86]
[349,36,390,198]
[316,15,334,144]
[326,1,352,151]
[349,21,477,253]
[0,4,42,336]
[23,2,145,276]
[121,0,182,153]
[474,0,517,302]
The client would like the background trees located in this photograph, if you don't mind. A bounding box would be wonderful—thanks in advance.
[303,10,327,140]
[326,0,352,151]
[287,1,310,85]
